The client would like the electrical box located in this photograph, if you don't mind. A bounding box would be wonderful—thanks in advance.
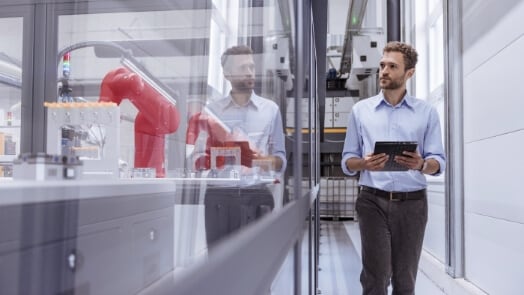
[351,35,382,75]
[265,37,290,78]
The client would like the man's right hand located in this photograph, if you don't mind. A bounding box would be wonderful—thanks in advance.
[347,153,389,172]
[362,153,389,171]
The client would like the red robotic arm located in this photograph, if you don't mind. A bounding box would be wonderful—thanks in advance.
[186,111,255,170]
[99,67,180,177]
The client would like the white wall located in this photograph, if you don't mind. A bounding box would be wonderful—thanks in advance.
[462,1,524,294]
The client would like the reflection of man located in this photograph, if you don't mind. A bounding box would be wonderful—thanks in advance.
[186,45,286,248]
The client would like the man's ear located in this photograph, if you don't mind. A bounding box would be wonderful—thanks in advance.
[406,68,415,78]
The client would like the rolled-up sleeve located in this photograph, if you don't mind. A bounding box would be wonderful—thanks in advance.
[422,108,446,176]
[340,110,361,176]
[272,110,287,173]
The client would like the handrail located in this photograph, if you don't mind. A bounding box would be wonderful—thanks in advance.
[140,190,315,295]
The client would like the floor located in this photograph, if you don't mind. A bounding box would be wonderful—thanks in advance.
[174,205,448,294]
[317,220,446,295]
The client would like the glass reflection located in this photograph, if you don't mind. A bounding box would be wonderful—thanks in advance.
[186,45,286,249]
[0,0,297,294]
[49,0,294,286]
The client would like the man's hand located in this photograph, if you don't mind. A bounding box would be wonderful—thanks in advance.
[253,154,282,172]
[395,151,424,170]
[347,153,389,171]
[362,153,389,171]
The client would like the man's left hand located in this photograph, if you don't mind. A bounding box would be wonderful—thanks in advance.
[395,151,424,170]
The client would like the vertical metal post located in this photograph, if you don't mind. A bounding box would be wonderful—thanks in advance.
[293,0,305,293]
[15,5,36,154]
[312,0,327,143]
[311,0,326,292]
[314,196,320,294]
[386,0,401,42]
[443,0,464,278]
[31,3,52,153]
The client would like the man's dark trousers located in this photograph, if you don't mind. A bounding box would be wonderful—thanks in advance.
[356,188,428,295]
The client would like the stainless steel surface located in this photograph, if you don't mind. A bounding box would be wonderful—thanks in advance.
[444,0,465,279]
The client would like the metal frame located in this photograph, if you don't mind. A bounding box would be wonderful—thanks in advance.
[443,0,465,279]
[0,4,35,154]
[292,0,306,293]
[387,0,401,42]
[311,0,326,291]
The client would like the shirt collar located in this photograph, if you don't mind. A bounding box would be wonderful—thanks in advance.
[374,91,415,110]
[222,92,260,111]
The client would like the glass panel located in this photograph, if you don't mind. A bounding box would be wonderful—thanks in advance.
[412,0,447,264]
[55,9,207,178]
[0,17,22,177]
[429,14,444,90]
[1,1,301,294]
[24,1,297,293]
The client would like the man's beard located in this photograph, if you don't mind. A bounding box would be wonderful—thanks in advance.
[380,76,404,90]
[232,80,255,92]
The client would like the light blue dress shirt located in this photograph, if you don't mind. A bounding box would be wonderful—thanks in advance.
[207,92,287,173]
[341,91,446,192]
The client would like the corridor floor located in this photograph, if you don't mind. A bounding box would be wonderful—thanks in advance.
[317,220,445,295]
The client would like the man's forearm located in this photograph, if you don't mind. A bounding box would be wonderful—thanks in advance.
[255,155,283,171]
[272,155,283,171]
[346,157,364,172]
[421,158,440,175]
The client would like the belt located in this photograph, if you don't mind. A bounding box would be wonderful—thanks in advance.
[360,185,426,201]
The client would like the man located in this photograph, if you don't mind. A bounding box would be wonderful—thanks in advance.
[186,45,286,248]
[341,41,446,295]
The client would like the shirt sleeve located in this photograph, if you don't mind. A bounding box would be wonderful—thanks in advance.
[422,107,446,176]
[271,108,287,173]
[341,109,361,176]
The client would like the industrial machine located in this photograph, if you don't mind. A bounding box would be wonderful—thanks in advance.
[53,42,181,178]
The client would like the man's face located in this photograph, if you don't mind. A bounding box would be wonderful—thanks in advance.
[378,51,414,90]
[223,54,256,92]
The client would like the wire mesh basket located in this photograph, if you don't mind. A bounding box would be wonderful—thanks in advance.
[319,177,358,219]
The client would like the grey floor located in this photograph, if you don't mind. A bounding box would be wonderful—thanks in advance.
[317,220,445,295]
[318,220,362,294]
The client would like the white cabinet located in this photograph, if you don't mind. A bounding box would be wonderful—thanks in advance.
[0,180,176,295]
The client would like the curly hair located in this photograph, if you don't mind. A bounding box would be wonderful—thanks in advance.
[221,45,254,69]
[383,41,418,70]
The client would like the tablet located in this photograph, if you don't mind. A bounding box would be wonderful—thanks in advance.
[373,141,418,171]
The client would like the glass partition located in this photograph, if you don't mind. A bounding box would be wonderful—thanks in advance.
[0,1,311,294]
[409,0,447,263]
[52,0,294,250]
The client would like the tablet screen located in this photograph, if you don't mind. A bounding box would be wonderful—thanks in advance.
[373,141,418,171]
